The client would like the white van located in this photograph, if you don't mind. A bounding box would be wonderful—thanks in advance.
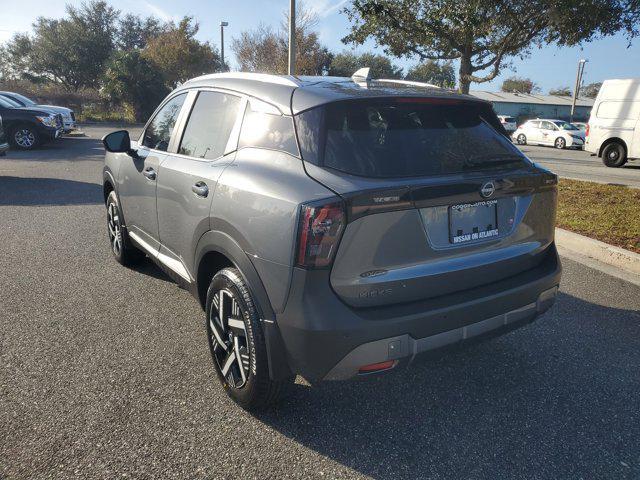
[585,78,640,167]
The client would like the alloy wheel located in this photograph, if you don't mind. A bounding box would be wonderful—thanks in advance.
[107,202,122,256]
[608,149,620,162]
[517,134,526,145]
[208,289,251,389]
[15,129,35,148]
[555,138,566,149]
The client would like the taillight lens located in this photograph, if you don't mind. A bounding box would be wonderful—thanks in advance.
[296,199,345,268]
[585,124,590,137]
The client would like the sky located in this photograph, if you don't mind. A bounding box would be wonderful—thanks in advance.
[1,0,639,93]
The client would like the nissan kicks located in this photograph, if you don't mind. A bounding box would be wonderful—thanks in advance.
[102,71,561,410]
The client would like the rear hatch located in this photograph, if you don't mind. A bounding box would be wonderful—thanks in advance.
[294,96,557,308]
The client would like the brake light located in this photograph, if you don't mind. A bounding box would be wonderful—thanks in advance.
[296,199,346,268]
[585,124,590,137]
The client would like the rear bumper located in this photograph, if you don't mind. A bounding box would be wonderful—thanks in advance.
[275,243,562,382]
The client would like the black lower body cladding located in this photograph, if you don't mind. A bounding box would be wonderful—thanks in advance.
[275,244,561,382]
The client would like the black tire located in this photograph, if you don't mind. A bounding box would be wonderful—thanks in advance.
[554,137,566,149]
[602,142,627,168]
[516,134,527,145]
[106,190,144,266]
[205,268,293,410]
[10,125,40,150]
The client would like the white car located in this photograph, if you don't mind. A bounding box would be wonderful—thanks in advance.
[513,119,585,149]
[497,115,517,133]
[0,91,76,133]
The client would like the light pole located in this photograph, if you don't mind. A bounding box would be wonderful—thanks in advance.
[570,58,587,123]
[220,21,229,71]
[288,0,295,75]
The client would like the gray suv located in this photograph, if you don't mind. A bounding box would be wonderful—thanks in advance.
[102,72,561,409]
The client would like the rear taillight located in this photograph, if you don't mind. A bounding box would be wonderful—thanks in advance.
[585,124,590,137]
[296,199,346,268]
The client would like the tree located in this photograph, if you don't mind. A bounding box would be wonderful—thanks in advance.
[501,76,541,94]
[102,50,169,122]
[116,14,166,50]
[142,17,222,88]
[582,82,602,98]
[405,61,455,87]
[549,86,572,96]
[343,0,640,94]
[1,1,118,90]
[232,6,332,75]
[328,51,402,78]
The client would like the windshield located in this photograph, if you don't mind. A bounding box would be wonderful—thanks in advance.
[553,121,579,130]
[5,92,36,106]
[0,96,20,108]
[295,98,528,178]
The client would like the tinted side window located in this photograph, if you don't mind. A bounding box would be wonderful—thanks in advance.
[178,91,242,159]
[142,93,187,151]
[238,104,298,156]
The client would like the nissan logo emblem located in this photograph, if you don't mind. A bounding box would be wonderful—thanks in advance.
[480,182,495,198]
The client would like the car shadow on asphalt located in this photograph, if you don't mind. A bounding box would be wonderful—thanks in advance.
[0,176,101,206]
[256,292,640,479]
[3,136,105,162]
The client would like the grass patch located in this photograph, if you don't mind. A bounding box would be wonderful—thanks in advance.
[557,179,640,253]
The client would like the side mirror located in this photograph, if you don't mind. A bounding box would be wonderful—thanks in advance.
[102,130,136,156]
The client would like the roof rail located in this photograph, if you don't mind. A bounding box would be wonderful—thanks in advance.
[376,78,441,89]
[186,72,301,88]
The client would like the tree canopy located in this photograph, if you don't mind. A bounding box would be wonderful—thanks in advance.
[231,7,332,75]
[102,50,169,122]
[343,0,640,93]
[142,17,222,88]
[328,51,403,78]
[501,76,541,94]
[581,82,602,99]
[549,86,572,96]
[2,1,118,90]
[405,61,455,88]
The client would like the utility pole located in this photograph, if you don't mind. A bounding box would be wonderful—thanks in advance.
[570,59,587,123]
[220,21,228,71]
[288,0,296,75]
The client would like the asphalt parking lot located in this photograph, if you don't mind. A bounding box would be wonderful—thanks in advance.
[1,127,639,479]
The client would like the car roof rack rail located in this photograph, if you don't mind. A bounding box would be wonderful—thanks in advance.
[186,72,301,88]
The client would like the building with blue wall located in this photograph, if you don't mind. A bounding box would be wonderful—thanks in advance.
[470,91,594,123]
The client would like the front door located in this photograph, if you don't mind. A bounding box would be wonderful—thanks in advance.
[157,90,245,281]
[117,93,187,251]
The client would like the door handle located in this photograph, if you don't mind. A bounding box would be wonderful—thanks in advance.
[192,181,209,197]
[143,167,156,180]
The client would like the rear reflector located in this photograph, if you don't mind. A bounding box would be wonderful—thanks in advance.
[358,360,397,374]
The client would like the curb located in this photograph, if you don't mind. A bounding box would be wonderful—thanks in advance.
[555,228,640,276]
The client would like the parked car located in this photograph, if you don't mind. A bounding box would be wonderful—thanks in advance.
[571,122,587,131]
[102,72,561,410]
[0,95,63,149]
[585,78,640,167]
[497,115,517,133]
[0,115,9,156]
[513,119,585,149]
[0,91,76,133]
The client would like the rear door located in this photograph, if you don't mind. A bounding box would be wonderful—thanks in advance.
[294,97,557,308]
[118,93,187,251]
[156,89,245,281]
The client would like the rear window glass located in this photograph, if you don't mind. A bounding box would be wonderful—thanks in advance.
[295,99,527,178]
